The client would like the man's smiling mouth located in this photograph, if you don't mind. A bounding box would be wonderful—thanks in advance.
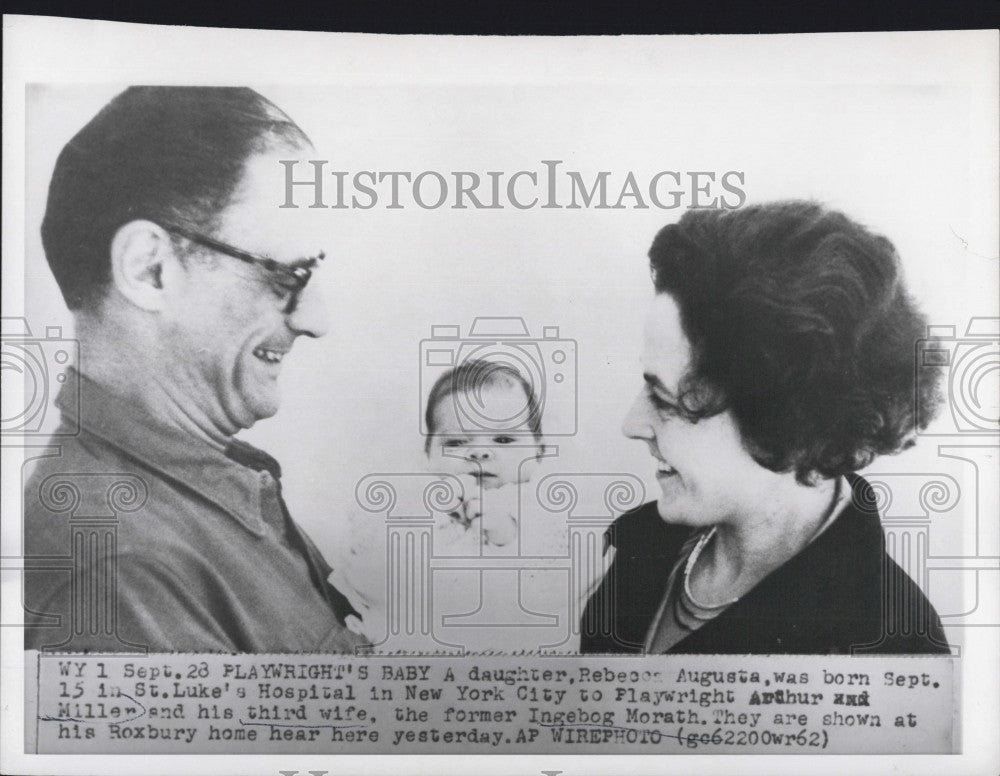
[253,347,286,364]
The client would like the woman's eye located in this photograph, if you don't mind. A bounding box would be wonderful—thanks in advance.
[647,386,678,414]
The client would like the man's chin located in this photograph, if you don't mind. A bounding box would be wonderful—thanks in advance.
[251,400,280,424]
[233,392,280,429]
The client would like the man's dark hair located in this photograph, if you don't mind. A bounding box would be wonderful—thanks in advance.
[42,86,311,311]
[648,200,941,484]
[424,359,543,453]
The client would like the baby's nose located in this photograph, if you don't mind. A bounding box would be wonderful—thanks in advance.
[468,449,493,461]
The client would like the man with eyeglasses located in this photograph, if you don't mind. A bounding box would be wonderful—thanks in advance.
[23,87,365,653]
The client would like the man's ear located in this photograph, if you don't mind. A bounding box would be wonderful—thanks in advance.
[109,220,178,312]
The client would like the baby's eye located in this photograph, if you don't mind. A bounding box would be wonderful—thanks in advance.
[442,439,466,448]
[493,436,516,445]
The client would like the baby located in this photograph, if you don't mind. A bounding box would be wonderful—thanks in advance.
[423,358,546,551]
[333,358,567,650]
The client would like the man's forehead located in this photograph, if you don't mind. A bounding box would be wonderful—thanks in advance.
[214,148,329,263]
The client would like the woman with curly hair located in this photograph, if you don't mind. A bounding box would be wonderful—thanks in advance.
[581,201,949,655]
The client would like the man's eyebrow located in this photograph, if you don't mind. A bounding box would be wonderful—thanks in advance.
[285,253,323,271]
[643,372,677,399]
[285,246,326,264]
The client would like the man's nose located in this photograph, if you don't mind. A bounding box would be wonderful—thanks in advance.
[622,392,653,440]
[286,281,330,338]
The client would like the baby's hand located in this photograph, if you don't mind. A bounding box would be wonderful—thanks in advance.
[479,510,516,546]
[448,476,522,547]
[449,473,483,526]
[478,481,520,547]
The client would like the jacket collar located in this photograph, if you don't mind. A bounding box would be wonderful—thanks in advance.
[57,367,277,536]
[607,475,885,653]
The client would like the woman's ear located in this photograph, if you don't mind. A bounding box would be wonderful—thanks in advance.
[109,220,176,312]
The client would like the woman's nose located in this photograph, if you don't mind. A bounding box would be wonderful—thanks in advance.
[622,392,653,440]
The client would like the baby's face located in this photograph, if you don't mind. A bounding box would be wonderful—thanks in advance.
[427,385,543,489]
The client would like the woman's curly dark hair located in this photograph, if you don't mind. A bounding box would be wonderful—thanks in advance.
[649,200,941,484]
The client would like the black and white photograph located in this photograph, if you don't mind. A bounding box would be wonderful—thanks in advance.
[2,15,997,776]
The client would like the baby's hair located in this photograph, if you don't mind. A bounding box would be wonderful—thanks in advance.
[424,359,542,453]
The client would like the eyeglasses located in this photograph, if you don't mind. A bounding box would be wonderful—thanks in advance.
[160,223,325,312]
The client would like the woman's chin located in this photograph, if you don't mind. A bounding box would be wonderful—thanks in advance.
[655,496,681,523]
[655,494,700,527]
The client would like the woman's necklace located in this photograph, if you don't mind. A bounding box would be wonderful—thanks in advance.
[682,527,739,610]
[681,477,845,612]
